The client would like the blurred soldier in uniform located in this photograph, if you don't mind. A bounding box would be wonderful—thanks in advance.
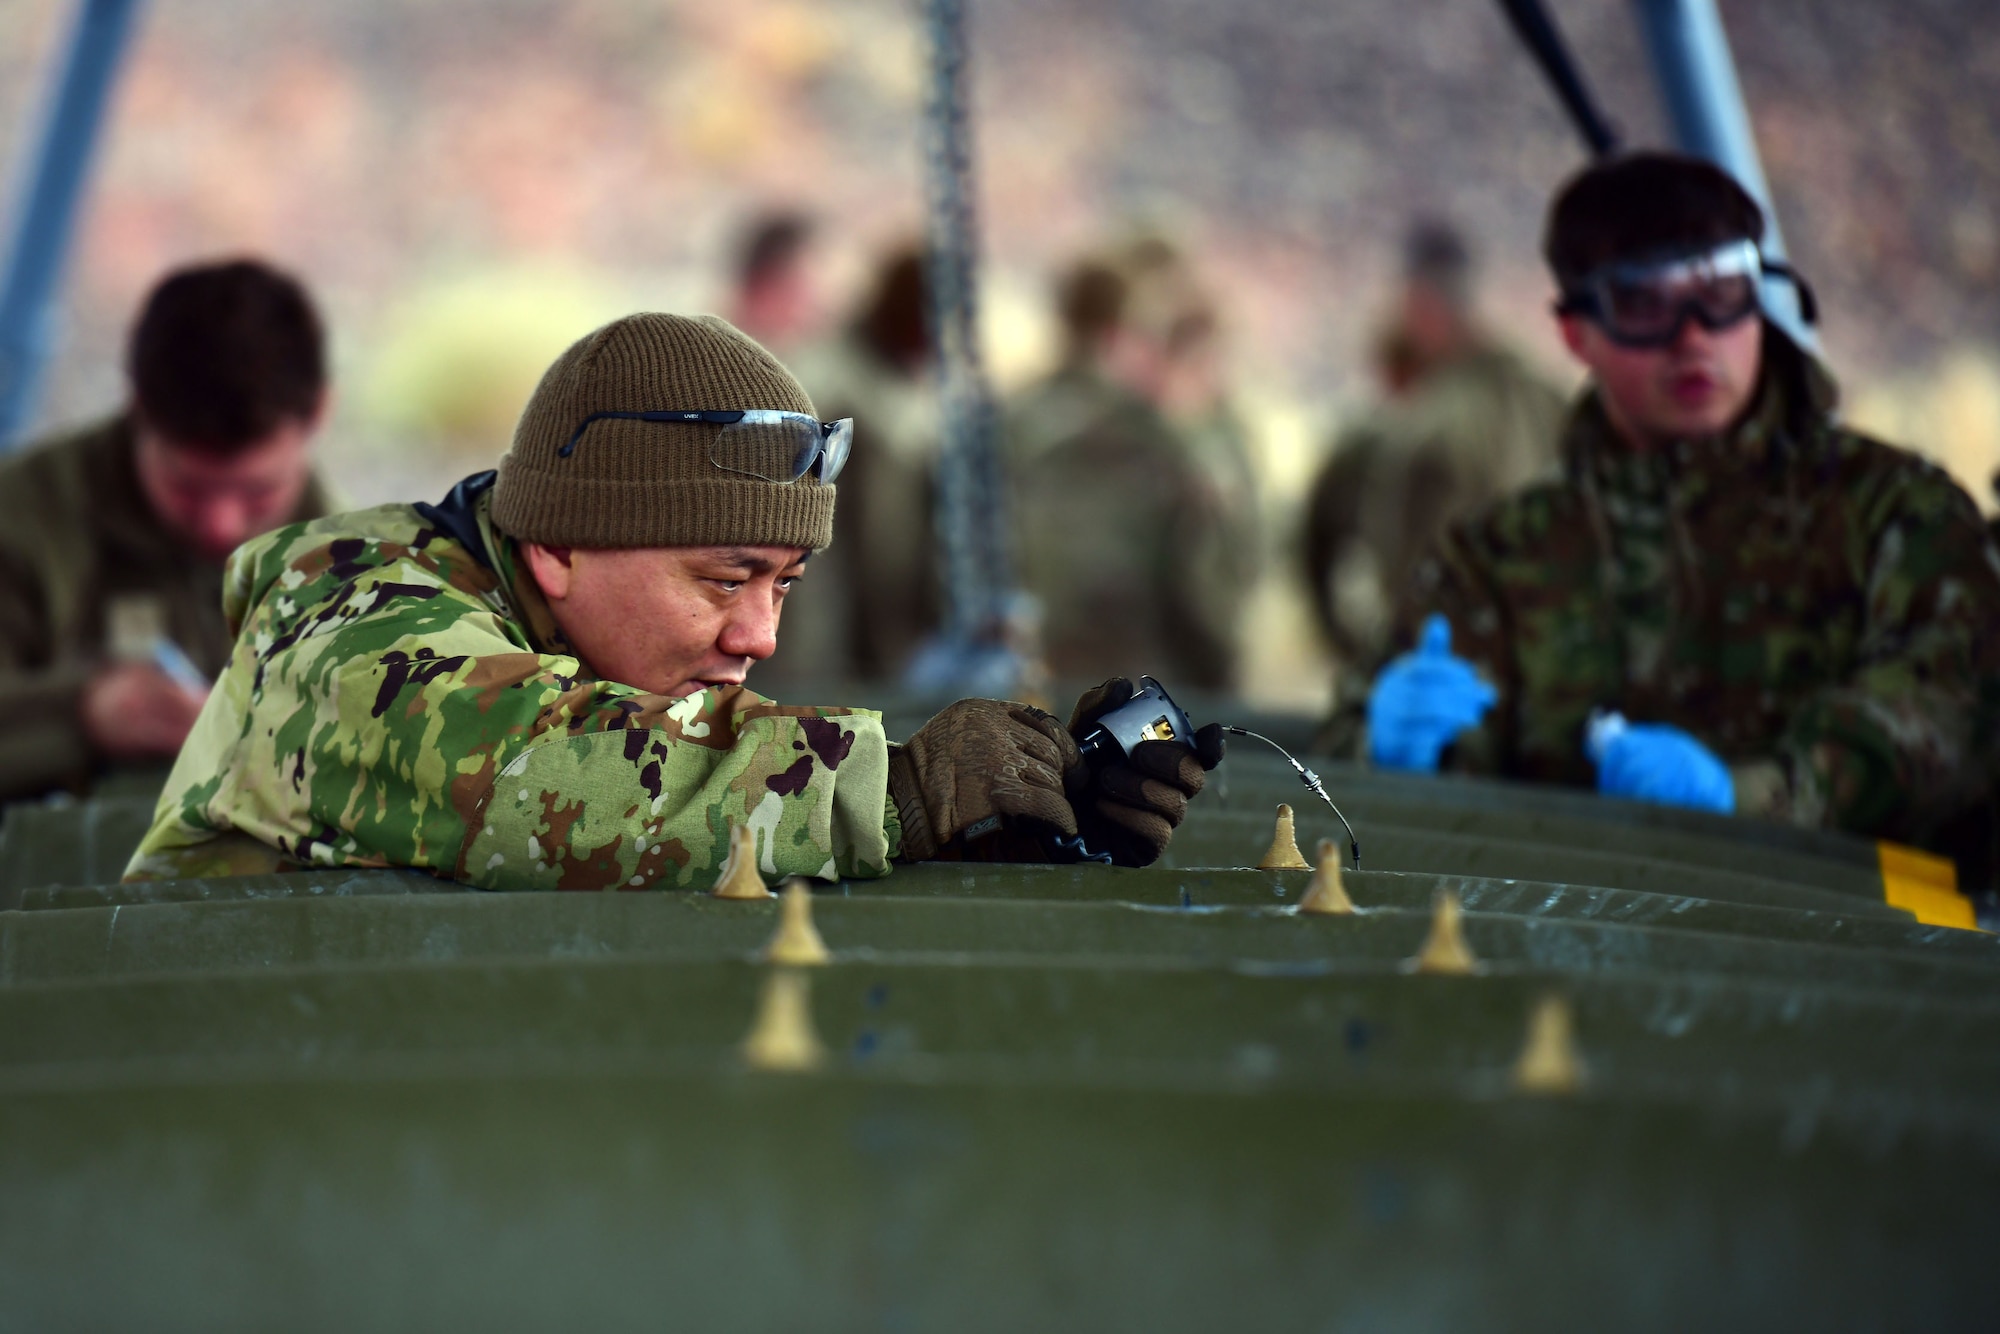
[1008,238,1258,692]
[1303,221,1567,673]
[1157,297,1264,593]
[790,245,943,683]
[127,313,1223,885]
[725,210,822,357]
[0,259,330,806]
[1365,154,2000,886]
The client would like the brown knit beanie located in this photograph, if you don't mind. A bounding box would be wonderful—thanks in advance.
[490,313,835,549]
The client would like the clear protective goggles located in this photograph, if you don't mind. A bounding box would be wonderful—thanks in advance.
[1557,238,1816,348]
[558,408,853,484]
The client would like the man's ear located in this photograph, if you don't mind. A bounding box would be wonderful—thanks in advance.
[521,542,577,601]
[1556,312,1593,363]
[304,387,335,437]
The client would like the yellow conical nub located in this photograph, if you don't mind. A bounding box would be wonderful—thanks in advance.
[1512,994,1585,1095]
[741,969,826,1072]
[1410,889,1478,974]
[1298,838,1355,915]
[764,878,832,966]
[712,822,772,900]
[1258,803,1311,870]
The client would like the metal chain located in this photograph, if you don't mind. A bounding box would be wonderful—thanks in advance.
[919,0,1012,646]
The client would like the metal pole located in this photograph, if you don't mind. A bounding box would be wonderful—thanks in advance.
[1495,0,1621,158]
[914,0,1018,692]
[0,0,144,449]
[1631,0,1818,352]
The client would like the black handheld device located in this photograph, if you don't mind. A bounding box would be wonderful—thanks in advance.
[1047,676,1197,864]
[1075,675,1196,765]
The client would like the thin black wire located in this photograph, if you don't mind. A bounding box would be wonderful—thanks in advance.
[1224,727,1361,871]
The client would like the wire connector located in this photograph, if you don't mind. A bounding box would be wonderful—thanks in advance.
[1223,727,1361,870]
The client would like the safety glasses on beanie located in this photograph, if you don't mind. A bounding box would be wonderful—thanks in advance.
[1556,238,1817,349]
[558,409,853,483]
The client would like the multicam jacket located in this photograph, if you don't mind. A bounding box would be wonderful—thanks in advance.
[125,474,899,888]
[1397,333,2000,845]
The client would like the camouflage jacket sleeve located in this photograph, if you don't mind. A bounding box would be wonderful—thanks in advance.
[126,510,898,887]
[1777,452,2000,838]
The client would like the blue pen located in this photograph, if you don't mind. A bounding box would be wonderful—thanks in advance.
[150,638,211,694]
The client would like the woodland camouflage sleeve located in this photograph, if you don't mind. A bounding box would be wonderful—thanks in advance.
[127,517,897,887]
[1780,460,2000,840]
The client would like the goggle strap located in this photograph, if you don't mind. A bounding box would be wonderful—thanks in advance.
[1760,258,1819,326]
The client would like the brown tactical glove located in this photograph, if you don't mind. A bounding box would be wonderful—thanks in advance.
[1067,677,1227,867]
[888,699,1086,862]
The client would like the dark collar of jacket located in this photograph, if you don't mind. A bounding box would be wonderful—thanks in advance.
[418,469,578,665]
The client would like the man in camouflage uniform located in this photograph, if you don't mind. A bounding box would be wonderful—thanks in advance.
[0,260,329,806]
[127,314,1221,888]
[1368,154,2000,880]
[1008,239,1257,692]
[1303,222,1567,670]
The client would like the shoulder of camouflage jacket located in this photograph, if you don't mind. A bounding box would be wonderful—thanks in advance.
[134,503,898,888]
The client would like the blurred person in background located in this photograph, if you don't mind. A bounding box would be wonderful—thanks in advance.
[1155,295,1264,596]
[725,209,824,357]
[1303,220,1566,690]
[1008,236,1257,692]
[0,259,330,807]
[777,243,943,686]
[1364,153,2000,892]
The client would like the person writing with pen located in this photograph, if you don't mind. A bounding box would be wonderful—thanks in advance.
[0,260,330,807]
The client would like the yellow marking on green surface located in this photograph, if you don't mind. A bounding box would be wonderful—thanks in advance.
[1878,842,1981,932]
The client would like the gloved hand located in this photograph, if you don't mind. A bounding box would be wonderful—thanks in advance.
[1067,678,1227,867]
[1367,614,1497,771]
[1587,711,1736,814]
[888,699,1085,861]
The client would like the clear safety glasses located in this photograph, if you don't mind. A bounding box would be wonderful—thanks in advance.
[559,409,853,484]
[1557,238,1817,348]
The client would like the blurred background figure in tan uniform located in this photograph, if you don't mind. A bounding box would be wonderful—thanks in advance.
[758,243,944,690]
[1008,236,1261,693]
[1302,220,1568,684]
[0,259,330,807]
[725,209,824,359]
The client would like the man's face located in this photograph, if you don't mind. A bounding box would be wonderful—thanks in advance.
[1559,306,1764,448]
[736,261,820,349]
[134,414,319,562]
[522,542,809,697]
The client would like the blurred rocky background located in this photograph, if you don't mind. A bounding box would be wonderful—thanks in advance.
[0,0,1994,705]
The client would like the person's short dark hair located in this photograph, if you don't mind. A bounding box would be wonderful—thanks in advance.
[127,258,326,454]
[1543,152,1765,288]
[1405,218,1474,305]
[853,245,930,371]
[736,211,814,290]
[1057,259,1127,350]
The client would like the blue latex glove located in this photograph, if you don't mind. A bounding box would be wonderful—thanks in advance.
[1587,712,1736,814]
[1367,614,1498,772]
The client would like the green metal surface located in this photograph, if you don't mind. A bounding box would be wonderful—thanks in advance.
[19,861,1996,958]
[6,891,1996,999]
[2,706,1995,1328]
[1164,810,1896,915]
[5,1076,1993,1331]
[0,793,154,899]
[1208,762,1886,899]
